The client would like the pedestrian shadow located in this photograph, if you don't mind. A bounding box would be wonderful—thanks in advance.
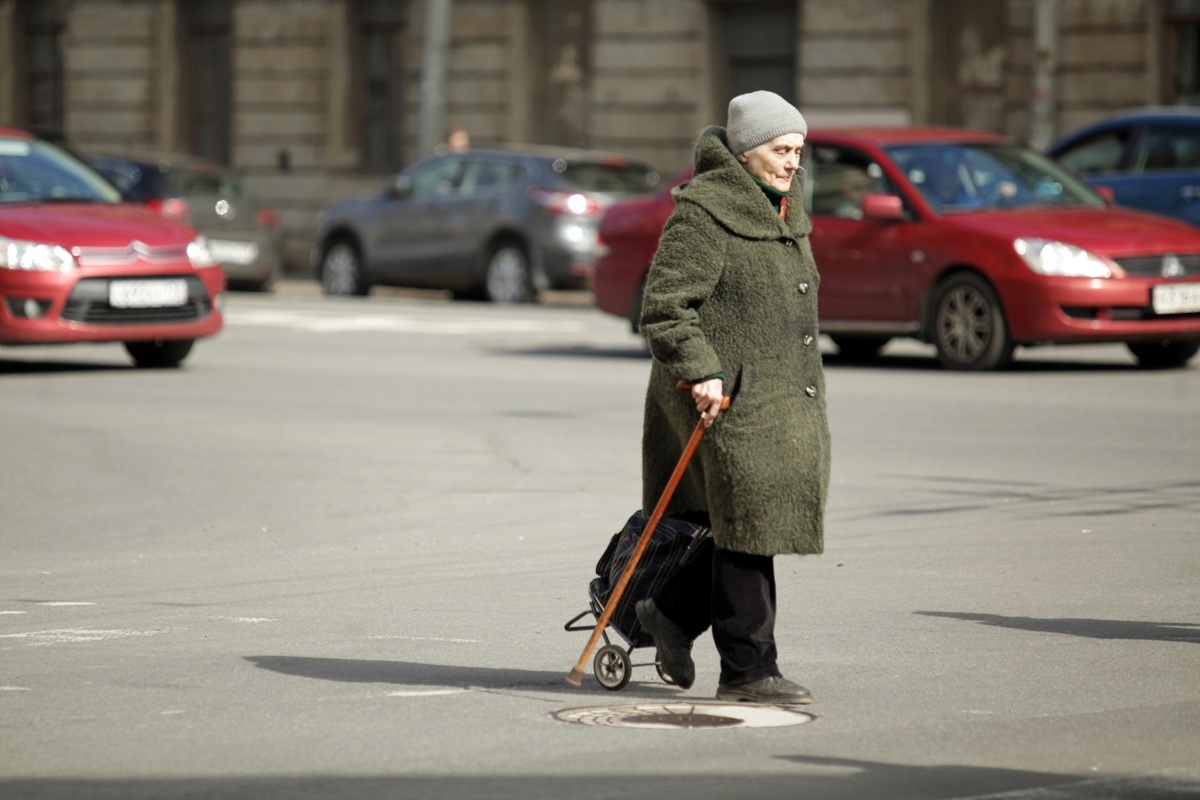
[773,756,1200,799]
[917,611,1200,644]
[485,343,649,360]
[6,759,1198,800]
[244,655,674,697]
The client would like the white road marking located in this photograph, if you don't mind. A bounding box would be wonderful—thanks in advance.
[0,628,164,646]
[385,689,468,698]
[0,686,32,691]
[224,617,278,623]
[226,308,586,336]
[0,611,27,615]
[36,602,96,607]
[366,635,480,643]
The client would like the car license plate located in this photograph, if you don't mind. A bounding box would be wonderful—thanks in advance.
[1152,283,1200,315]
[208,239,259,265]
[109,279,188,308]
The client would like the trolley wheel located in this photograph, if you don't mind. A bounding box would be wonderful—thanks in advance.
[593,644,632,691]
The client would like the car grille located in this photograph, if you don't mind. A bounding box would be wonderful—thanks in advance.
[1113,254,1200,277]
[61,277,211,324]
[73,242,190,267]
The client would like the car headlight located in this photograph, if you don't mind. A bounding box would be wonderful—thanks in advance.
[0,236,77,272]
[1014,238,1111,278]
[187,236,216,267]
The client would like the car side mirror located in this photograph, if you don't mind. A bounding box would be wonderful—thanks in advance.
[1093,185,1115,204]
[861,193,905,221]
[391,174,413,198]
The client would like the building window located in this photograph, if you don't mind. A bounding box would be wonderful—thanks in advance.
[181,0,234,164]
[1167,0,1200,105]
[356,0,407,170]
[710,1,797,103]
[18,0,66,140]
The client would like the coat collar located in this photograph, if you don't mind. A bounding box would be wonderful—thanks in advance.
[674,126,813,240]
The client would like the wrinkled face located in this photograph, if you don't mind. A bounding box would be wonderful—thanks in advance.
[738,133,806,193]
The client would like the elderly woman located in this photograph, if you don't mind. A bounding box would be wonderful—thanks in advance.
[634,91,831,704]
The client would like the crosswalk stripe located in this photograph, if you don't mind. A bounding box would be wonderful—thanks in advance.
[224,308,587,335]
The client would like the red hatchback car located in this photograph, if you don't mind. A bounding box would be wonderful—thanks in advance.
[593,127,1200,370]
[0,129,224,367]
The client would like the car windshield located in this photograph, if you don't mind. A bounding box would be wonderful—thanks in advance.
[883,141,1105,214]
[558,162,661,194]
[0,137,122,205]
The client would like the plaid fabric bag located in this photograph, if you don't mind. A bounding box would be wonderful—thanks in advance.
[589,510,711,647]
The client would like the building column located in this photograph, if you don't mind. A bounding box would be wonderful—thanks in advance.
[417,0,454,155]
[0,0,17,125]
[155,0,181,152]
[1028,0,1060,148]
[909,0,932,125]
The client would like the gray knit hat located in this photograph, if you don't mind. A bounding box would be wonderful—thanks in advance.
[726,91,808,156]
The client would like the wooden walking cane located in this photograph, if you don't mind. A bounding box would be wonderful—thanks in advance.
[566,392,730,687]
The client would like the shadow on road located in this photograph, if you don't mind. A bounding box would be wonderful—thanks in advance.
[917,611,1200,644]
[244,655,673,698]
[5,762,1198,800]
[0,358,127,375]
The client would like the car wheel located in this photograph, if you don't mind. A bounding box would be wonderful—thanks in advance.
[1126,339,1200,369]
[831,335,890,361]
[124,339,194,369]
[931,273,1014,371]
[320,240,368,297]
[484,243,533,304]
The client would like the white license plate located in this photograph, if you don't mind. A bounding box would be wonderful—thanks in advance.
[109,279,189,308]
[1152,283,1200,315]
[208,239,259,265]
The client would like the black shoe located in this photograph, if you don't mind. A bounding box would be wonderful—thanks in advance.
[635,598,695,690]
[716,675,812,705]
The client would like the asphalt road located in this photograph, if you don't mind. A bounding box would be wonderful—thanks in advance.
[2,285,1198,800]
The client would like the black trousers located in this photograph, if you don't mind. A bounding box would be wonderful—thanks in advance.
[653,539,780,687]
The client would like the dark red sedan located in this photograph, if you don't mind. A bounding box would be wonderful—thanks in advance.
[0,129,224,367]
[593,128,1200,370]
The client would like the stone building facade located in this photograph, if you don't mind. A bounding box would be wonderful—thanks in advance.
[0,0,1195,273]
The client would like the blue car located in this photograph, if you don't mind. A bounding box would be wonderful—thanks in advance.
[1046,108,1200,227]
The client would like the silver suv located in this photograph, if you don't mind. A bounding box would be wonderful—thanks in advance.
[312,145,660,302]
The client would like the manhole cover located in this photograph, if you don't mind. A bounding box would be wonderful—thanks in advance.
[550,702,815,729]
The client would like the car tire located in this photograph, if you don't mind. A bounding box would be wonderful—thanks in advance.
[930,273,1014,371]
[320,240,369,297]
[1126,339,1200,369]
[831,335,890,361]
[484,242,533,304]
[124,339,194,369]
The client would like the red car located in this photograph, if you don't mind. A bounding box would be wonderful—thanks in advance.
[0,129,224,367]
[593,128,1200,370]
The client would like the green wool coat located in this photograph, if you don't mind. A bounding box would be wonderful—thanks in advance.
[640,126,831,557]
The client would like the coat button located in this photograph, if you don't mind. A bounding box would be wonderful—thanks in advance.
[797,282,809,294]
[805,385,817,397]
[803,335,814,346]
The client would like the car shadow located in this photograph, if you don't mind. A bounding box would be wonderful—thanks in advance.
[244,655,677,698]
[0,357,128,374]
[916,611,1200,644]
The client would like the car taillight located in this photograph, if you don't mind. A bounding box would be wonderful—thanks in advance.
[529,188,600,216]
[256,207,279,228]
